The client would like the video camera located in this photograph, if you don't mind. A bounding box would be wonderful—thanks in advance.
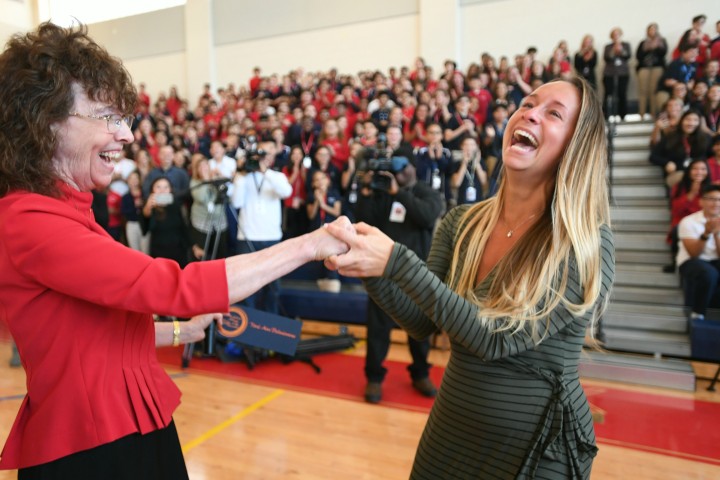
[240,134,266,172]
[365,133,410,192]
[366,133,392,191]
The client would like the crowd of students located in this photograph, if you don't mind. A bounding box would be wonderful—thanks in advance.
[90,17,720,294]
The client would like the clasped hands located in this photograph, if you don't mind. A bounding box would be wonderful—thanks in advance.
[318,216,394,279]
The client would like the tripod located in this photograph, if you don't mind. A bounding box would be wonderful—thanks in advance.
[182,180,230,368]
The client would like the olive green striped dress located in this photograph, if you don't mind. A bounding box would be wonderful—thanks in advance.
[364,205,615,479]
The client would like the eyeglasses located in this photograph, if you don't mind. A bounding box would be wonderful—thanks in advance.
[69,112,134,133]
[702,196,720,202]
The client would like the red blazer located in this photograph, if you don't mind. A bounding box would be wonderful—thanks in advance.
[0,184,229,469]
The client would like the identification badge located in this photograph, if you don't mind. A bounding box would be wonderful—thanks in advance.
[683,157,692,168]
[348,191,357,204]
[432,172,442,190]
[389,201,407,223]
[614,58,622,67]
[302,156,312,169]
[465,186,477,202]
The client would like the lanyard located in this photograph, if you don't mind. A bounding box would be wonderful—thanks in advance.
[682,137,691,158]
[252,172,266,194]
[709,108,720,131]
[301,131,315,155]
[464,159,477,188]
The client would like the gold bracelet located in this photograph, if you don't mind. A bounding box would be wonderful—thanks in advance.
[172,320,181,347]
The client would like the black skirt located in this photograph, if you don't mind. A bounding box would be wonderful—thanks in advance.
[18,420,188,480]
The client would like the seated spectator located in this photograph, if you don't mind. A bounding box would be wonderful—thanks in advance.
[650,109,711,187]
[370,91,393,133]
[404,103,430,148]
[706,135,720,181]
[529,60,551,85]
[689,81,709,112]
[672,15,711,75]
[656,43,699,114]
[704,84,720,135]
[699,58,720,88]
[466,74,494,127]
[665,159,711,272]
[444,94,477,151]
[650,97,684,145]
[677,184,720,321]
[287,114,320,158]
[319,118,350,170]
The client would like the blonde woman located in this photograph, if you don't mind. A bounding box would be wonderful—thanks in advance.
[326,77,615,479]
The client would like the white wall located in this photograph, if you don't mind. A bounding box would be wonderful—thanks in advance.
[123,52,187,102]
[460,0,717,67]
[4,0,719,102]
[0,0,33,48]
[215,15,419,87]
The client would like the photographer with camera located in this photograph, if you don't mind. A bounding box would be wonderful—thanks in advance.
[354,154,444,404]
[231,139,292,314]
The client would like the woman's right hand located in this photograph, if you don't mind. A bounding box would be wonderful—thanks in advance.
[324,221,395,278]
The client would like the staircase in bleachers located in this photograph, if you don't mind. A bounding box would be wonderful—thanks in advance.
[578,119,697,391]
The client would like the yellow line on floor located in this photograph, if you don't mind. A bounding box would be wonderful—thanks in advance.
[182,389,285,453]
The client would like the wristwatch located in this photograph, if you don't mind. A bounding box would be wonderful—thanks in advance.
[700,233,710,241]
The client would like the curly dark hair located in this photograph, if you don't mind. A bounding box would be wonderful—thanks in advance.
[0,22,137,198]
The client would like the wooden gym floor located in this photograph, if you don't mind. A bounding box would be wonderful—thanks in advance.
[0,323,719,479]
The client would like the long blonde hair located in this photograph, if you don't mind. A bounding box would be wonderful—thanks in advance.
[446,76,610,341]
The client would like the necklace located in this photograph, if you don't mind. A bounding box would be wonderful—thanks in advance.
[499,211,542,238]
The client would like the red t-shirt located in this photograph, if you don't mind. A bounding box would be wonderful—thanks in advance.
[0,184,229,469]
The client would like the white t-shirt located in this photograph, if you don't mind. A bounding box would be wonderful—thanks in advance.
[677,210,719,266]
[231,169,292,241]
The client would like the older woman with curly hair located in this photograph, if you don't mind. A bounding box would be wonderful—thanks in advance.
[0,23,346,479]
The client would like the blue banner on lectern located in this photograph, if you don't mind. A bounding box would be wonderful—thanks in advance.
[217,305,302,356]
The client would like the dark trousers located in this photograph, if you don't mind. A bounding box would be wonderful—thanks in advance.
[680,258,720,315]
[237,239,280,314]
[365,299,431,383]
[19,420,187,480]
[603,75,629,119]
[225,204,239,256]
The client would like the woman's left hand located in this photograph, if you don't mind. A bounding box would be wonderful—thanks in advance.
[324,222,395,278]
[181,313,223,344]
